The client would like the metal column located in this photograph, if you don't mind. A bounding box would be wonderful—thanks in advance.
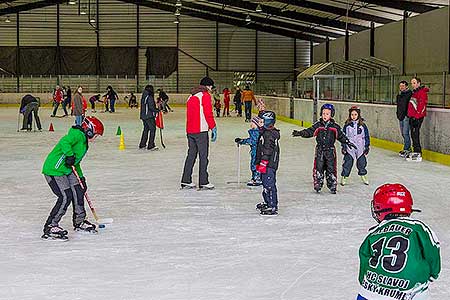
[136,4,139,92]
[16,12,20,92]
[255,30,258,83]
[176,22,179,93]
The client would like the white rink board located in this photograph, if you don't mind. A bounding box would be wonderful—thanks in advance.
[0,107,448,300]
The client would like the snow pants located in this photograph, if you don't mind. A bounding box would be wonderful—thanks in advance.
[244,101,252,121]
[181,132,210,186]
[43,173,86,232]
[22,102,42,130]
[250,147,260,181]
[341,153,367,177]
[313,147,337,192]
[261,167,278,209]
[139,118,156,149]
[223,101,230,116]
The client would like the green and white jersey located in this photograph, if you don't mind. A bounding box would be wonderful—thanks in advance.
[358,217,440,300]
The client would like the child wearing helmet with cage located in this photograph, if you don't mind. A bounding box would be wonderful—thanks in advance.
[341,106,370,186]
[292,103,356,194]
[357,183,440,300]
[255,111,280,215]
[41,116,104,240]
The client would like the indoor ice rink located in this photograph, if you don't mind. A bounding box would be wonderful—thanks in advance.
[0,1,449,300]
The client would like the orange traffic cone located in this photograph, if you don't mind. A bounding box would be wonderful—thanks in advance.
[49,123,54,132]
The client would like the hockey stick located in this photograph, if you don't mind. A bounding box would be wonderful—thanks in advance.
[71,166,113,225]
[226,144,242,185]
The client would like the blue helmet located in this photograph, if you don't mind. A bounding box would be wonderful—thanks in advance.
[320,103,335,117]
[260,111,276,128]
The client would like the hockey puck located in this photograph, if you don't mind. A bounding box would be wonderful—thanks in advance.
[99,224,106,228]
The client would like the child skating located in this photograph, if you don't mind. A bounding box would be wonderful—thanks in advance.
[235,116,263,186]
[341,106,370,186]
[41,116,104,240]
[357,183,440,300]
[292,103,356,194]
[214,90,221,118]
[255,111,280,215]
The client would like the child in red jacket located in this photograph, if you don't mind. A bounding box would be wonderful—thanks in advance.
[222,88,230,117]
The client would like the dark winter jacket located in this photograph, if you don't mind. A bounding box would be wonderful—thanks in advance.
[255,127,280,170]
[140,90,158,120]
[233,90,242,103]
[408,86,429,119]
[20,94,38,112]
[300,118,350,149]
[159,91,169,102]
[396,89,412,121]
[73,92,84,116]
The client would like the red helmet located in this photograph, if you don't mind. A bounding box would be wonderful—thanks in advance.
[371,183,414,222]
[82,116,104,138]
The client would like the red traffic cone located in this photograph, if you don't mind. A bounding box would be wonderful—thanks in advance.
[49,123,54,132]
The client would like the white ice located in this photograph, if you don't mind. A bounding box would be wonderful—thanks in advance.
[0,107,449,300]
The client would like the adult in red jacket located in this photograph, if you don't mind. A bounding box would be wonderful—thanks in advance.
[222,88,231,117]
[181,77,217,189]
[407,77,428,156]
[51,85,65,117]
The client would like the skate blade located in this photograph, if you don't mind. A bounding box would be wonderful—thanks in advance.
[41,234,69,241]
[197,187,215,191]
[405,157,422,162]
[74,228,98,234]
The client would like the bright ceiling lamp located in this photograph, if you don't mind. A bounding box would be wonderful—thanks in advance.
[174,17,180,24]
[5,16,11,23]
[175,8,180,16]
[175,0,182,7]
[255,4,262,13]
[68,0,76,5]
[245,14,251,22]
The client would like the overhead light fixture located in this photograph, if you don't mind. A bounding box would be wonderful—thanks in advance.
[5,16,11,23]
[90,15,96,23]
[80,3,87,15]
[174,17,180,24]
[175,0,182,7]
[255,4,262,13]
[68,0,76,5]
[245,14,251,22]
[174,8,180,17]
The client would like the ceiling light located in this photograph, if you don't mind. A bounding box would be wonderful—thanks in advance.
[255,4,262,13]
[68,0,76,5]
[245,14,251,22]
[174,18,180,24]
[80,10,87,15]
[175,0,182,7]
[90,16,96,23]
[175,8,180,17]
[5,16,11,23]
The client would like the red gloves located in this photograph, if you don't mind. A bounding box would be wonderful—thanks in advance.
[256,160,269,174]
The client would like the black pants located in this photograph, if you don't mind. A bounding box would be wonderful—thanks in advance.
[139,118,156,149]
[62,99,70,115]
[244,101,252,121]
[409,117,424,153]
[23,102,42,130]
[341,153,367,177]
[52,101,67,116]
[235,101,242,116]
[181,132,210,185]
[313,147,337,192]
[43,173,86,232]
[262,167,278,209]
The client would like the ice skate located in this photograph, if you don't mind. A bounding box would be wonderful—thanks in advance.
[406,152,422,162]
[41,226,68,241]
[148,146,159,151]
[260,206,278,215]
[247,179,262,187]
[181,182,196,189]
[399,150,410,158]
[329,188,337,194]
[74,220,98,234]
[341,176,348,186]
[256,202,268,211]
[360,175,369,185]
[198,183,215,190]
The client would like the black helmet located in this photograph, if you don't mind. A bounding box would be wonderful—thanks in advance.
[320,103,335,117]
[200,77,215,88]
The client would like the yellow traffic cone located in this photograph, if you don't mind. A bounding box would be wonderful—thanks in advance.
[119,132,126,150]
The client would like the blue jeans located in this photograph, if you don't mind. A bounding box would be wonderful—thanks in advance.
[399,117,411,151]
[261,167,277,209]
[75,115,83,126]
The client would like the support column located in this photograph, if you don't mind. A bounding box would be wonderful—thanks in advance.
[215,21,219,71]
[16,12,20,92]
[325,37,330,62]
[255,30,258,83]
[136,4,139,92]
[309,40,314,66]
[402,11,408,75]
[96,0,100,91]
[56,4,61,85]
[345,29,349,61]
[293,38,298,97]
[370,22,375,57]
[176,22,179,93]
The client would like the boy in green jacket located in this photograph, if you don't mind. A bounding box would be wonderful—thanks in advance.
[357,183,440,300]
[42,116,104,240]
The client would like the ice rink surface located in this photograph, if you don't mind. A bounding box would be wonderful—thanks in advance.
[0,107,448,300]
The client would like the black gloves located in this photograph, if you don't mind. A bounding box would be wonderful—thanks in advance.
[235,138,242,144]
[65,155,76,167]
[292,130,303,137]
[80,177,87,192]
[347,142,357,150]
[364,147,370,155]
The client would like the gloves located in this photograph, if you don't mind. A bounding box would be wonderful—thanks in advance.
[20,108,26,114]
[292,130,302,137]
[347,142,357,150]
[341,148,347,155]
[65,155,76,167]
[234,138,242,144]
[364,147,370,155]
[211,127,217,142]
[256,160,268,174]
[80,177,87,192]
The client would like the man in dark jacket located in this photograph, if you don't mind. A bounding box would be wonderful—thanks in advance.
[139,85,159,150]
[19,94,42,131]
[396,81,412,157]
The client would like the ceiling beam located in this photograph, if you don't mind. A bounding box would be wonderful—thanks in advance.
[120,0,326,43]
[191,0,367,32]
[272,0,393,24]
[359,0,440,14]
[0,0,67,16]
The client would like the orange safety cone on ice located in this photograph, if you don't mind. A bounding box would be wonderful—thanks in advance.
[49,123,54,132]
